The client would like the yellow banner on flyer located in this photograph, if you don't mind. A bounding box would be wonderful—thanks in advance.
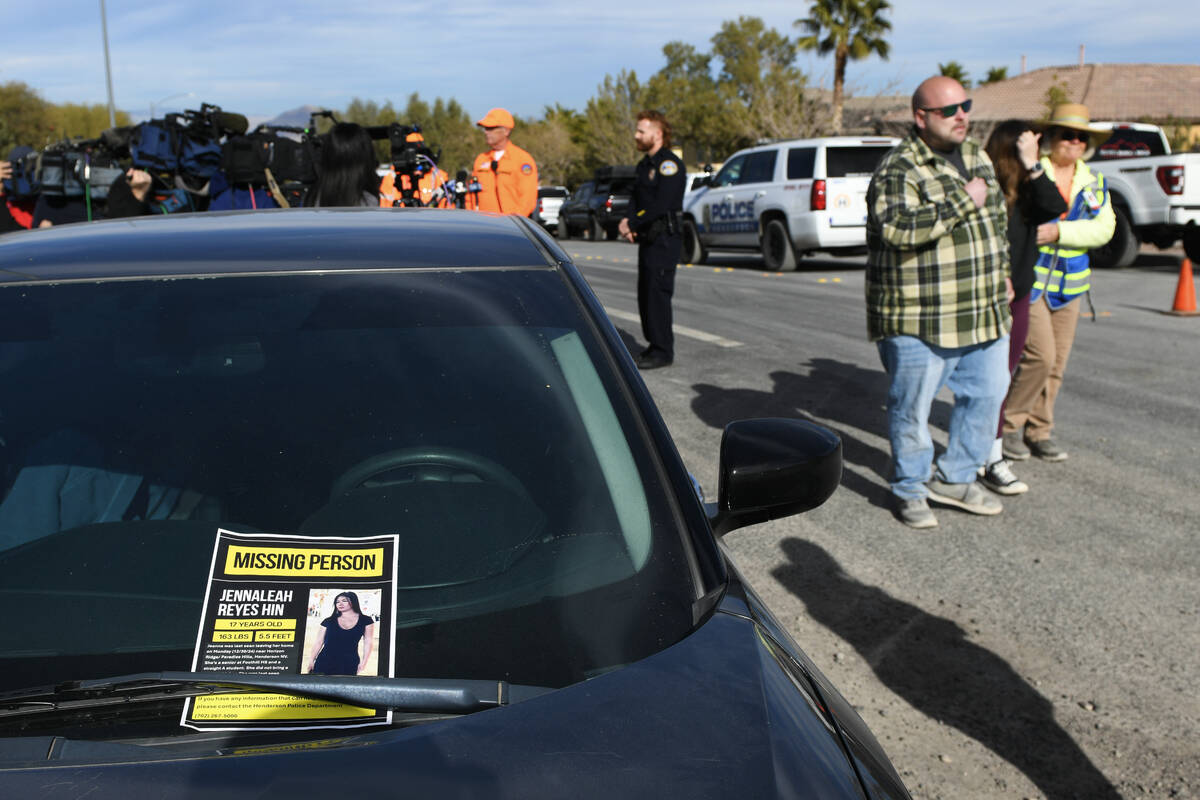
[214,618,297,630]
[190,693,376,721]
[224,545,385,577]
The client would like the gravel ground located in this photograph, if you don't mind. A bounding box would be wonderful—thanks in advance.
[574,239,1199,800]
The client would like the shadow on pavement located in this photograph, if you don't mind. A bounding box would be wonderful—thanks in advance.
[773,539,1124,800]
[690,361,953,508]
[612,325,643,359]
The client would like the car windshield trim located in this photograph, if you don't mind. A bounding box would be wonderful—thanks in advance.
[0,264,559,288]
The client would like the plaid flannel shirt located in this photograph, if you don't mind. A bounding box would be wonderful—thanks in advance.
[865,129,1011,348]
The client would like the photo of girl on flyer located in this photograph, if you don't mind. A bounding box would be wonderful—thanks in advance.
[304,590,376,676]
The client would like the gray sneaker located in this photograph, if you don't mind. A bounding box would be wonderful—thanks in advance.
[896,497,938,529]
[1002,431,1030,461]
[927,477,1003,515]
[1028,438,1068,462]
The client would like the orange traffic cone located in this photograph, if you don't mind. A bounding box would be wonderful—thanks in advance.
[1169,258,1198,316]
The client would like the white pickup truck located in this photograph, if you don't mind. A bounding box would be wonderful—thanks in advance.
[1087,122,1200,268]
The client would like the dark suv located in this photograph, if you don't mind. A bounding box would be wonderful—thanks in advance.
[557,166,636,241]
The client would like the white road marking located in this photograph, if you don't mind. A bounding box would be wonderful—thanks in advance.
[603,308,743,348]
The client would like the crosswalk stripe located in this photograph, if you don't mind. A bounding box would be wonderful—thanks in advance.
[603,308,743,348]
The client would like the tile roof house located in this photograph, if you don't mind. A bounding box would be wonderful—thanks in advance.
[879,64,1200,149]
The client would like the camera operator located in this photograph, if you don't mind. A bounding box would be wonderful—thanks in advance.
[304,122,379,208]
[1,147,37,233]
[104,169,154,218]
[468,108,537,217]
[379,130,450,208]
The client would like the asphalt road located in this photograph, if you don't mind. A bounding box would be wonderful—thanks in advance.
[563,236,1198,800]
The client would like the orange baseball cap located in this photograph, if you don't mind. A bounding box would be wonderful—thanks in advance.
[476,108,515,129]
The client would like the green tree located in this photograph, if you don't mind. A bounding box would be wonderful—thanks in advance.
[982,66,1008,85]
[642,41,726,162]
[937,61,971,89]
[1155,116,1195,154]
[332,95,478,174]
[1041,74,1071,120]
[0,81,53,153]
[539,104,590,185]
[45,103,131,141]
[338,97,399,162]
[583,70,644,168]
[517,116,583,186]
[406,95,477,177]
[711,16,824,145]
[581,17,826,170]
[794,0,892,135]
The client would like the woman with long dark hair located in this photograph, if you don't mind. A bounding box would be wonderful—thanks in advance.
[306,123,380,208]
[980,120,1068,494]
[305,591,375,675]
[1001,105,1114,466]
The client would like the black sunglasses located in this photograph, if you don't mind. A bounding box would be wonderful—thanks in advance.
[921,99,973,117]
[1055,129,1090,144]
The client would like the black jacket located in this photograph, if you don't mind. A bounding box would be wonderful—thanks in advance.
[625,148,685,236]
[1008,172,1067,300]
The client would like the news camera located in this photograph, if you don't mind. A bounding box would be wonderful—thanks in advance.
[6,135,127,222]
[363,121,445,207]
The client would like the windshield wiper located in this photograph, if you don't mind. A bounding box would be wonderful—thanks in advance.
[0,672,554,720]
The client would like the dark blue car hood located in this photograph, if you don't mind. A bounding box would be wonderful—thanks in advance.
[0,609,869,798]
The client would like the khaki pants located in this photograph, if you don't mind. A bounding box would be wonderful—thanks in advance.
[1003,296,1080,442]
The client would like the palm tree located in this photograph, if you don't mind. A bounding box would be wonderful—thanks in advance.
[938,61,971,89]
[795,0,892,135]
[982,66,1009,85]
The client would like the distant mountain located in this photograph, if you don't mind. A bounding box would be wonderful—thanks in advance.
[266,104,323,129]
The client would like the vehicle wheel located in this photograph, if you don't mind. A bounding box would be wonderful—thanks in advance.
[1185,223,1200,263]
[761,219,797,271]
[588,215,603,242]
[682,219,708,264]
[556,219,570,240]
[1090,206,1139,268]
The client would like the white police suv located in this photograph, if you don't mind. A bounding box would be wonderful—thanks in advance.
[681,136,899,270]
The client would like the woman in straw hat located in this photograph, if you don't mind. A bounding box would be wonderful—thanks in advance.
[1002,104,1115,464]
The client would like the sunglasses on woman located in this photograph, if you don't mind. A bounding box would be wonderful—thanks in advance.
[1056,130,1090,144]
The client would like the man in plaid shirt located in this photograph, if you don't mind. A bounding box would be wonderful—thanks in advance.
[866,76,1014,529]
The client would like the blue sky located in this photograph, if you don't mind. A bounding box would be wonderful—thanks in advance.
[3,1,1196,123]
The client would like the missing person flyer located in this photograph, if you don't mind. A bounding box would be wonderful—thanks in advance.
[182,529,398,731]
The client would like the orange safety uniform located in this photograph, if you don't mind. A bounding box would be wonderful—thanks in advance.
[468,143,538,217]
[378,168,451,208]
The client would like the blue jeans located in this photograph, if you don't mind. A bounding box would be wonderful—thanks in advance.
[877,335,1010,499]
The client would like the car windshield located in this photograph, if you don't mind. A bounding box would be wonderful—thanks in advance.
[0,269,698,707]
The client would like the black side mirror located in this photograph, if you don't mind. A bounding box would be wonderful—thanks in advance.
[708,418,842,537]
[692,175,710,189]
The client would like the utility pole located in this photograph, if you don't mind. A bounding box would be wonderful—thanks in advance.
[99,0,117,127]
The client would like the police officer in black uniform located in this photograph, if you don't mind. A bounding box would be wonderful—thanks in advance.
[619,110,686,370]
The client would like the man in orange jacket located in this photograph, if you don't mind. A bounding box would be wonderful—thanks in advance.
[468,108,537,217]
[379,131,451,207]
